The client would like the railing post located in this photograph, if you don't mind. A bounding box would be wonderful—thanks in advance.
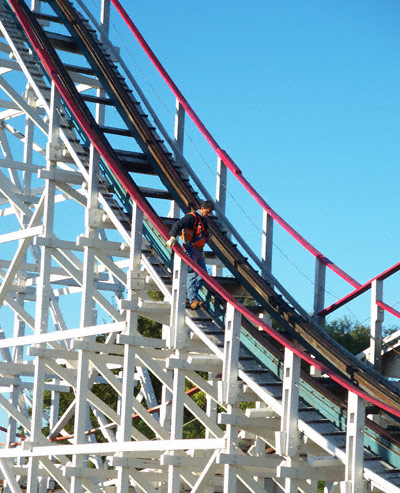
[369,279,383,373]
[221,303,242,493]
[260,210,274,326]
[100,0,110,39]
[168,99,185,218]
[276,347,301,492]
[313,257,326,326]
[222,303,241,405]
[216,156,227,214]
[213,156,228,276]
[261,210,273,279]
[311,258,326,377]
[341,391,366,493]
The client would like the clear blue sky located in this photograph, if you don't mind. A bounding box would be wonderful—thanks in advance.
[109,1,400,327]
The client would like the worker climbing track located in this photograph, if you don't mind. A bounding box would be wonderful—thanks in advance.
[0,0,398,491]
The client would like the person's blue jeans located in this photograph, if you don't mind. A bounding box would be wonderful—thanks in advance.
[185,247,207,303]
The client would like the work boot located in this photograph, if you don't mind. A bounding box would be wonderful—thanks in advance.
[190,299,204,310]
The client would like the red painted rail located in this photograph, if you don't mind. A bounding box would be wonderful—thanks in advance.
[8,0,400,419]
[319,261,400,318]
[377,300,400,320]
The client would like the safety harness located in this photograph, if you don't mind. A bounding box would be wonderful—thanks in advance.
[181,212,207,250]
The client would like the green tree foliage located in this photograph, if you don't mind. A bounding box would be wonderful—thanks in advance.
[325,317,370,355]
[41,291,164,442]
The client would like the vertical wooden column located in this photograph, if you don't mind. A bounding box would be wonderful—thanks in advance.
[313,257,326,326]
[167,254,188,492]
[27,81,59,492]
[277,348,301,493]
[216,156,227,214]
[221,303,242,493]
[341,391,366,493]
[260,210,274,326]
[72,4,110,490]
[205,375,218,439]
[213,157,227,276]
[116,202,143,493]
[99,0,110,42]
[79,0,109,330]
[70,351,89,493]
[369,279,383,372]
[169,99,185,219]
[261,210,273,279]
[7,84,34,478]
[160,252,187,435]
[311,258,326,377]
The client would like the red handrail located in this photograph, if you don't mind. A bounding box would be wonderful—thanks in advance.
[376,300,400,320]
[319,261,400,318]
[8,0,400,419]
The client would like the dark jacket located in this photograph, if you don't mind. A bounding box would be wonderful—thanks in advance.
[170,211,209,249]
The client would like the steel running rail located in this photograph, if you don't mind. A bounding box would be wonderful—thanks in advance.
[7,0,400,421]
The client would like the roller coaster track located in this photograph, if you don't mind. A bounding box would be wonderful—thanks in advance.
[38,0,400,410]
[0,0,399,491]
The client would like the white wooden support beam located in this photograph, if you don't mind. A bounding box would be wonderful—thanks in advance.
[0,167,33,217]
[206,374,218,439]
[341,391,367,493]
[191,449,220,493]
[117,202,143,493]
[135,366,158,411]
[27,81,60,493]
[220,303,242,493]
[0,123,22,191]
[26,356,46,492]
[80,145,101,330]
[276,347,301,493]
[222,303,241,405]
[167,253,188,492]
[169,252,188,352]
[22,83,35,197]
[0,458,22,493]
[0,225,43,244]
[281,350,301,446]
[251,402,272,489]
[65,87,97,490]
[221,404,241,493]
[0,228,39,305]
[70,349,90,493]
[368,279,383,372]
[38,168,84,185]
